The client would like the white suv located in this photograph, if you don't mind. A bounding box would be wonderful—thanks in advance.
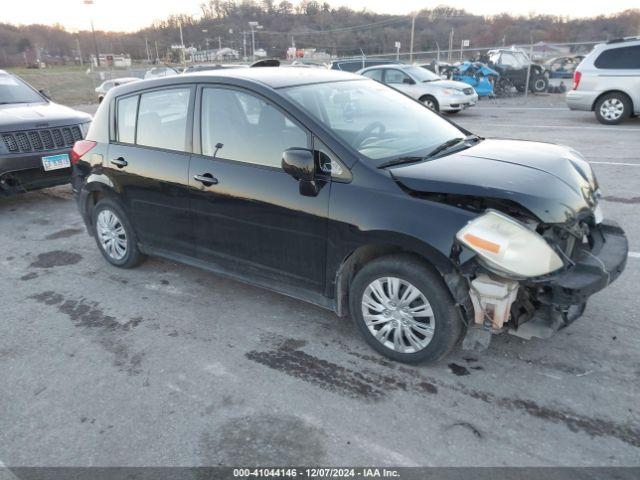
[566,37,640,124]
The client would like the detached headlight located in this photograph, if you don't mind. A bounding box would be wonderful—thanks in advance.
[456,210,564,278]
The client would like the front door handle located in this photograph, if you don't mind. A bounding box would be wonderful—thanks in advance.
[193,173,219,186]
[111,157,128,168]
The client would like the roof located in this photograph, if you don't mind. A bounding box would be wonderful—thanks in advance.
[185,66,362,88]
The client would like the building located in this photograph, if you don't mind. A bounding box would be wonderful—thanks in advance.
[91,54,132,68]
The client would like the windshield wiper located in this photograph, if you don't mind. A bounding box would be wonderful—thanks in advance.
[377,156,425,169]
[425,134,482,159]
[378,135,482,169]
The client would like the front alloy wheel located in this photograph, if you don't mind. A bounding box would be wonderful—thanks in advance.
[349,254,464,364]
[361,277,435,353]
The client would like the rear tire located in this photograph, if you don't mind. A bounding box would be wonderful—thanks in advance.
[92,198,145,268]
[349,254,464,364]
[530,75,549,93]
[595,92,631,125]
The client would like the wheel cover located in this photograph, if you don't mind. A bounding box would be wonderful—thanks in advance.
[534,78,546,91]
[361,277,435,354]
[600,98,624,120]
[96,209,127,260]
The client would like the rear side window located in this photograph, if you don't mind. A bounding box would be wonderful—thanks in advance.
[594,46,640,69]
[385,69,410,84]
[137,88,190,151]
[116,95,138,144]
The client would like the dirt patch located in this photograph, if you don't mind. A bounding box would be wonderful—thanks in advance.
[45,228,83,240]
[246,339,438,401]
[20,272,38,281]
[448,363,471,376]
[199,413,327,466]
[28,291,145,375]
[29,250,82,268]
[603,196,640,205]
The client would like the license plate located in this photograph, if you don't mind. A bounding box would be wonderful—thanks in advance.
[42,153,71,171]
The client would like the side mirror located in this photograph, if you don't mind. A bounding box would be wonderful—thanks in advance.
[282,148,319,197]
[39,89,51,100]
[403,78,415,85]
[282,148,315,181]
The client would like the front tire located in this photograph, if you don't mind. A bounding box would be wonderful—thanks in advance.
[595,92,631,125]
[421,96,439,112]
[530,75,549,93]
[92,198,145,268]
[349,254,464,364]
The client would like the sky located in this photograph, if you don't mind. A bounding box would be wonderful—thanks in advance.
[6,0,639,32]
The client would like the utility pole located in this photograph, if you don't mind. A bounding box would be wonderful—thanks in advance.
[242,31,248,61]
[83,0,100,67]
[179,21,186,67]
[248,22,262,61]
[218,36,222,50]
[524,32,534,99]
[448,28,454,62]
[154,40,159,63]
[76,37,83,66]
[145,37,150,63]
[409,13,417,63]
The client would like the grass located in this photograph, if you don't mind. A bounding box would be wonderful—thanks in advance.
[7,65,98,106]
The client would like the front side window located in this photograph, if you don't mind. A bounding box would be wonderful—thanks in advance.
[385,69,411,85]
[595,46,640,69]
[201,87,309,168]
[136,88,190,151]
[362,69,383,82]
[282,79,464,162]
[116,95,138,144]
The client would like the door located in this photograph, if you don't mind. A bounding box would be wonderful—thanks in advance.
[189,85,330,294]
[107,86,195,255]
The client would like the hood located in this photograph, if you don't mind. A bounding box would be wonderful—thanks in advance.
[389,139,597,224]
[0,102,92,132]
[430,79,472,90]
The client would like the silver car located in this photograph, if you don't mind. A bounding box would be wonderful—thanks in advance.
[566,37,640,124]
[357,64,478,113]
[95,77,140,103]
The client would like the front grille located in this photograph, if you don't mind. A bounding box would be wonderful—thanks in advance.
[1,125,83,153]
[463,87,474,95]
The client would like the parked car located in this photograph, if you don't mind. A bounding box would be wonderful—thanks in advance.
[545,56,584,79]
[144,66,178,79]
[483,49,549,94]
[95,77,140,103]
[71,68,627,363]
[358,64,478,113]
[0,70,91,195]
[566,37,640,125]
[331,58,401,72]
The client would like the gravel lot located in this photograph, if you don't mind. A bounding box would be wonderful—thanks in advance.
[1,94,639,467]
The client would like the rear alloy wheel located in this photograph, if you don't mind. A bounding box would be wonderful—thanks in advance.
[595,93,631,125]
[93,199,145,268]
[349,254,464,364]
[422,96,439,112]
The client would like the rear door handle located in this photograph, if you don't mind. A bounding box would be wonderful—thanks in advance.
[193,173,219,186]
[111,157,128,168]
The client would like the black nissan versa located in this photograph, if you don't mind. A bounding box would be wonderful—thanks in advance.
[0,70,92,195]
[71,68,628,363]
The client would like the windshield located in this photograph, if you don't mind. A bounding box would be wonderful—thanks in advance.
[282,79,464,162]
[403,66,440,82]
[0,73,45,104]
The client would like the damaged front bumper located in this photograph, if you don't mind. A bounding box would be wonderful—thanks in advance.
[462,220,628,349]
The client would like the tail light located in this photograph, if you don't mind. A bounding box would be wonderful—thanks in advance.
[572,70,582,90]
[70,140,97,165]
